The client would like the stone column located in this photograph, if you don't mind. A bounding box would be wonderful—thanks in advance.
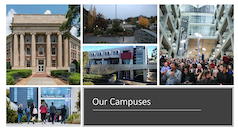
[130,70,134,80]
[31,33,36,67]
[76,45,79,61]
[20,33,25,67]
[13,33,19,67]
[64,38,69,67]
[119,58,122,64]
[46,32,52,67]
[168,48,172,58]
[143,69,148,82]
[57,32,63,67]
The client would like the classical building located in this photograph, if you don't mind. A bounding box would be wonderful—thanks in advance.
[6,14,80,74]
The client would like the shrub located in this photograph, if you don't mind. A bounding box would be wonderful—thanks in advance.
[6,69,32,85]
[83,74,111,85]
[67,113,80,124]
[6,75,14,85]
[51,70,68,77]
[69,73,80,85]
[106,28,114,34]
[93,29,103,36]
[6,99,18,123]
[83,81,94,85]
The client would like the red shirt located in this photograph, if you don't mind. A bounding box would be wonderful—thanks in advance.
[40,105,48,113]
[210,63,216,68]
[223,56,229,63]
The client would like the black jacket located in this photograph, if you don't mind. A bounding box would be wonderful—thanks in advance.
[200,77,215,84]
[216,72,233,85]
[50,105,57,114]
[61,108,67,116]
[181,73,196,84]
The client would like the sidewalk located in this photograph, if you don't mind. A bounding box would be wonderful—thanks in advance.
[7,122,80,127]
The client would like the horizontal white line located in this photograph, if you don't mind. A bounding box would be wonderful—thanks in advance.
[93,109,202,112]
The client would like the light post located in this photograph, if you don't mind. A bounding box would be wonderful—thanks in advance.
[202,48,206,60]
[195,33,203,62]
[180,40,186,60]
[123,21,125,43]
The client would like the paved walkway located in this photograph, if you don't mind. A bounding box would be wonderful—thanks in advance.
[26,77,58,85]
[15,73,66,85]
[7,122,80,127]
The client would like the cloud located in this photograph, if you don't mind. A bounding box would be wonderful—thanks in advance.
[70,26,80,40]
[44,10,51,14]
[6,9,17,36]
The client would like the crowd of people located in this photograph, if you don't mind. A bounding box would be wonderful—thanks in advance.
[17,102,67,124]
[160,52,234,85]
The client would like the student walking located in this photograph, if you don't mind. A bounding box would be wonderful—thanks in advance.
[40,102,48,124]
[31,103,37,124]
[25,104,31,124]
[61,105,67,124]
[49,102,57,124]
[17,104,24,124]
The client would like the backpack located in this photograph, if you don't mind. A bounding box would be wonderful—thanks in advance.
[18,107,23,113]
[26,107,31,114]
[33,107,37,114]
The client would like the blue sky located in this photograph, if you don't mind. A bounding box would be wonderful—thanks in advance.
[84,4,157,19]
[6,5,80,39]
[83,46,157,58]
[6,5,68,15]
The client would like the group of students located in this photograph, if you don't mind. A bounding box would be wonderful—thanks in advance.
[17,102,67,124]
[160,52,234,85]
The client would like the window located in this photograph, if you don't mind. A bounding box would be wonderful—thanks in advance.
[122,59,130,64]
[25,35,31,42]
[27,60,31,67]
[26,48,31,55]
[52,60,56,67]
[51,35,57,43]
[39,47,44,56]
[14,88,17,103]
[51,47,56,55]
[27,88,34,102]
[38,35,44,42]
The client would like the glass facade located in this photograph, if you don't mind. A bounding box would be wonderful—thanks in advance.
[13,88,17,103]
[41,87,71,97]
[180,5,215,14]
[190,15,215,24]
[27,87,34,103]
[189,25,216,36]
[41,87,71,117]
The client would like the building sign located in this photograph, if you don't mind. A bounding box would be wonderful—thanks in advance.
[177,16,189,56]
[41,95,65,98]
[65,94,70,107]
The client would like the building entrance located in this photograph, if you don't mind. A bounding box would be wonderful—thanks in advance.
[38,60,45,72]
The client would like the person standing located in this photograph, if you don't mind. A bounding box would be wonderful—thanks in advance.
[17,104,24,124]
[25,104,31,124]
[61,105,67,124]
[40,102,48,124]
[31,103,37,124]
[50,102,57,124]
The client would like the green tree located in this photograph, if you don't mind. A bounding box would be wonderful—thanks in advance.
[6,89,10,98]
[75,90,80,111]
[59,5,80,38]
[112,20,121,34]
[7,62,11,69]
[83,51,90,69]
[6,99,18,123]
[95,13,108,31]
[72,60,80,73]
[151,47,157,61]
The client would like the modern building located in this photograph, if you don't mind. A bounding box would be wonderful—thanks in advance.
[6,14,80,74]
[159,4,234,60]
[159,5,181,58]
[9,87,79,120]
[85,46,157,82]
